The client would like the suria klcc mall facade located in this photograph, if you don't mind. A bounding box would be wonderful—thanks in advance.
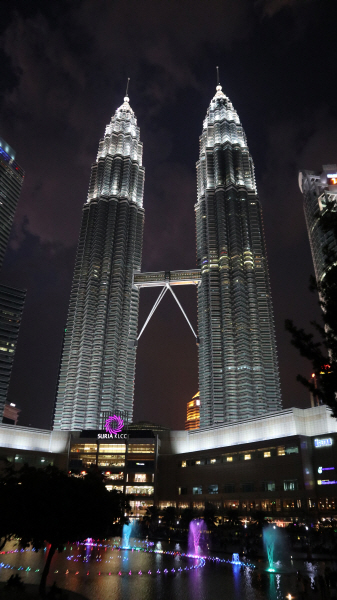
[1,83,337,519]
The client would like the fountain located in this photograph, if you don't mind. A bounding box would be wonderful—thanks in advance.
[263,525,283,572]
[188,519,207,556]
[122,522,133,548]
[232,553,240,564]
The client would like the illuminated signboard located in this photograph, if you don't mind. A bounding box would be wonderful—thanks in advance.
[314,438,332,448]
[96,415,127,439]
[327,174,337,185]
[318,466,335,474]
[317,480,337,486]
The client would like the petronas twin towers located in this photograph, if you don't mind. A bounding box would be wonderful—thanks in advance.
[53,82,281,432]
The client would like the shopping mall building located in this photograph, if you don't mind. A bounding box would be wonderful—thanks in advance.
[1,405,337,519]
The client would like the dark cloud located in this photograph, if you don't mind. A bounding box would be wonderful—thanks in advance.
[0,0,335,429]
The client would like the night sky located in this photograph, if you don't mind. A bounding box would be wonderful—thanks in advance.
[0,0,336,430]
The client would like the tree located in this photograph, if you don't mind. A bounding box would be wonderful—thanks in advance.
[285,201,337,415]
[0,465,127,598]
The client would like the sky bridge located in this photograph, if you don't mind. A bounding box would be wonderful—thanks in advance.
[133,269,201,288]
[132,269,201,346]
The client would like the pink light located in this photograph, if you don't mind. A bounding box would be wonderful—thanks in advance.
[105,415,124,434]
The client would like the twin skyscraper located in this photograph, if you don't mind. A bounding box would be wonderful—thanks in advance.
[53,82,282,431]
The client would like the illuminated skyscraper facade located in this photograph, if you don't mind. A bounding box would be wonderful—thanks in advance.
[53,96,145,430]
[195,84,281,426]
[0,137,24,270]
[299,165,337,283]
[185,392,200,431]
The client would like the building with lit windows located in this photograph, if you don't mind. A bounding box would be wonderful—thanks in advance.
[53,94,145,430]
[0,137,24,271]
[0,285,25,421]
[69,427,157,519]
[299,164,337,282]
[195,84,281,426]
[2,406,337,518]
[185,392,200,431]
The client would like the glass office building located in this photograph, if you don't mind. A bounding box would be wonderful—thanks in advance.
[54,95,145,430]
[195,84,281,426]
[299,164,337,283]
[0,137,24,271]
[0,285,26,419]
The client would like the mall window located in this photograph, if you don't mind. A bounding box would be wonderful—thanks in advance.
[181,461,187,467]
[242,482,254,492]
[284,480,298,491]
[134,473,146,482]
[125,486,154,496]
[264,451,271,458]
[105,472,123,481]
[262,481,275,491]
[71,444,97,454]
[75,455,96,468]
[226,456,233,462]
[97,455,125,467]
[178,487,187,495]
[106,485,123,493]
[244,454,251,461]
[285,447,299,455]
[277,446,285,456]
[98,444,126,454]
[128,444,155,454]
[224,483,235,493]
[193,486,202,495]
[208,484,218,494]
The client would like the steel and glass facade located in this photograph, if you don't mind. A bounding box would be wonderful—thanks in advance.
[299,164,337,282]
[0,285,26,419]
[0,137,24,271]
[53,96,145,430]
[195,85,281,427]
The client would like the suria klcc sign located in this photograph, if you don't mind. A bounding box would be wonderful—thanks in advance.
[97,415,128,439]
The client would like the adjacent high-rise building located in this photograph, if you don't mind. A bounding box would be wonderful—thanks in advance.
[0,137,25,422]
[299,165,337,282]
[185,392,200,431]
[0,285,26,419]
[195,84,282,426]
[53,95,145,430]
[0,137,25,271]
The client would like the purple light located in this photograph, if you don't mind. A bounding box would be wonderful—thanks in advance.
[322,467,335,471]
[320,480,337,485]
[105,415,124,435]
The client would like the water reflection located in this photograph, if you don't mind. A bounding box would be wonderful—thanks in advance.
[1,539,335,600]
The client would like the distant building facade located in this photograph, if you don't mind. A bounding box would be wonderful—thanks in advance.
[299,164,337,282]
[2,402,21,425]
[0,285,26,419]
[0,137,24,271]
[185,392,200,431]
[53,95,145,430]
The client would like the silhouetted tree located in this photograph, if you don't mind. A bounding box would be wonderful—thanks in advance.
[0,465,127,598]
[286,202,337,415]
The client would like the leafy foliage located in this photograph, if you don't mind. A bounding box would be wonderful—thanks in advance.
[285,201,337,414]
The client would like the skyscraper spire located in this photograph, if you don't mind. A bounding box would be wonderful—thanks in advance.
[54,94,145,430]
[195,82,281,426]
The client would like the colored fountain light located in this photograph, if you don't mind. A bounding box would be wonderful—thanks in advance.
[121,523,133,549]
[263,525,283,572]
[105,415,124,435]
[188,518,207,556]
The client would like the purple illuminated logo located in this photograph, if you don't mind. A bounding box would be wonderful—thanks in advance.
[105,415,124,435]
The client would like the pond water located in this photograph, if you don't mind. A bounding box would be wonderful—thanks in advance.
[0,539,335,600]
